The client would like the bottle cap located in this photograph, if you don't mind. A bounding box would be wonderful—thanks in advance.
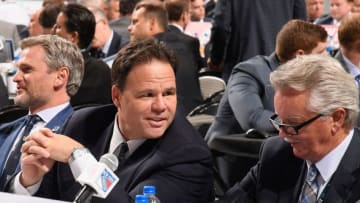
[143,185,156,195]
[135,195,149,203]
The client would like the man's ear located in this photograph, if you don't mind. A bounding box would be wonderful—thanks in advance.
[70,31,80,46]
[294,49,305,57]
[112,85,122,108]
[330,108,347,134]
[54,67,69,89]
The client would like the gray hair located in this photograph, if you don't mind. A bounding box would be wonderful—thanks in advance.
[270,54,359,129]
[21,35,84,96]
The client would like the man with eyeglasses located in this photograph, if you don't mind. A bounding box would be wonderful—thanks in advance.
[215,54,360,203]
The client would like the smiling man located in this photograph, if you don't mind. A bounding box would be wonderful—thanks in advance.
[12,38,214,203]
[215,54,360,203]
[0,34,84,191]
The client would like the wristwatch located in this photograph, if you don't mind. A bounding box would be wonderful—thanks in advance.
[69,147,89,163]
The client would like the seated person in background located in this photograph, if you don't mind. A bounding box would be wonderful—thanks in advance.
[205,20,328,143]
[315,0,352,25]
[54,4,112,106]
[216,54,360,203]
[0,34,84,191]
[88,7,123,59]
[12,38,214,203]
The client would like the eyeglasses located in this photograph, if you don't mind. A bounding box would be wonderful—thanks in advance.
[269,114,323,135]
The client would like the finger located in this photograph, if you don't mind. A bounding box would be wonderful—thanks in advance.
[25,130,51,148]
[22,155,51,172]
[21,139,39,153]
[27,145,51,158]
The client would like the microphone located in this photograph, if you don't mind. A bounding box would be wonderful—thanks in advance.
[73,153,119,203]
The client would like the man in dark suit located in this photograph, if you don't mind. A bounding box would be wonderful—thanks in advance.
[128,0,203,115]
[216,54,360,203]
[208,0,306,82]
[13,38,214,203]
[206,20,328,143]
[0,34,84,191]
[54,4,112,107]
[89,8,123,59]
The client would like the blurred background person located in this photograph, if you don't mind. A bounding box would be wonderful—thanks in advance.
[110,0,140,44]
[54,4,112,106]
[306,0,325,22]
[89,7,123,58]
[315,0,352,25]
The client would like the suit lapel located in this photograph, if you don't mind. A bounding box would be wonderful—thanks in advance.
[321,129,360,202]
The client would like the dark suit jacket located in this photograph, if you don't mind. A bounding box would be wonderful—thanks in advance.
[209,0,306,82]
[315,14,334,25]
[217,129,360,203]
[89,31,123,59]
[34,104,214,203]
[70,52,112,107]
[0,104,73,190]
[155,30,203,115]
[205,53,279,143]
[0,77,10,108]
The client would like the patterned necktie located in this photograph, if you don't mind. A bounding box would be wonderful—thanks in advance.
[0,115,42,186]
[300,164,323,203]
[113,142,129,171]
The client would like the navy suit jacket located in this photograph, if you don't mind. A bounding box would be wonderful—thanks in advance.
[89,31,123,59]
[33,104,214,203]
[70,52,112,107]
[205,53,279,143]
[155,30,204,115]
[217,129,360,203]
[0,104,73,190]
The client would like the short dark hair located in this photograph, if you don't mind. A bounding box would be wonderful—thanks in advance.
[134,0,168,31]
[39,4,62,29]
[61,4,95,49]
[275,20,327,62]
[165,0,189,22]
[112,38,176,91]
[120,0,140,16]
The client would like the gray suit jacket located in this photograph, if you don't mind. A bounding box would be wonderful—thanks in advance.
[216,129,360,203]
[0,20,20,50]
[109,17,130,46]
[205,53,279,143]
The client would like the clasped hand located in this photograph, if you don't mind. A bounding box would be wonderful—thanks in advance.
[19,128,83,187]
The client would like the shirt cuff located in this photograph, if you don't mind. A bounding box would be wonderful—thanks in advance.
[11,172,42,195]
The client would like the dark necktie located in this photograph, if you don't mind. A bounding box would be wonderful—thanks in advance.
[0,115,42,186]
[113,142,129,171]
[300,164,323,203]
[355,75,360,87]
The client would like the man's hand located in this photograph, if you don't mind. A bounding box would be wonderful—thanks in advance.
[19,128,83,187]
[24,128,83,163]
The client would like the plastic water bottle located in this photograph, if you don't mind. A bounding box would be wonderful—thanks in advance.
[135,194,149,203]
[143,185,161,203]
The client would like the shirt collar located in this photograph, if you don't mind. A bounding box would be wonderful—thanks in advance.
[170,23,184,32]
[110,114,145,156]
[31,102,70,124]
[308,129,354,183]
[102,31,114,55]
